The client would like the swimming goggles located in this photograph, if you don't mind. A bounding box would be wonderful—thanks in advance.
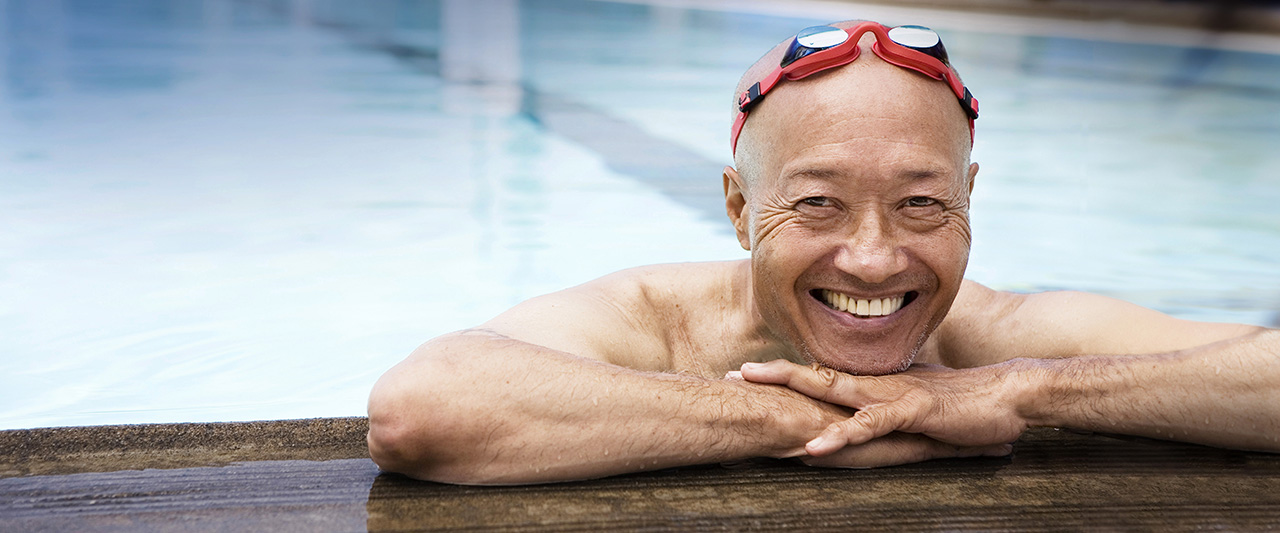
[730,22,979,155]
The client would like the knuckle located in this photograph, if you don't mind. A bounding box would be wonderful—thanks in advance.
[828,421,850,437]
[850,409,872,426]
[812,363,838,385]
[847,411,879,438]
[809,363,844,398]
[765,359,790,369]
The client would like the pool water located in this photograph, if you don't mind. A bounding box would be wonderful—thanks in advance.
[2,0,1277,430]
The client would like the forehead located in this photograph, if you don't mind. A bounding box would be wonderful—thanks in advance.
[742,48,971,182]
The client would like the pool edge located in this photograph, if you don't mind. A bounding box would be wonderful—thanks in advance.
[0,417,370,478]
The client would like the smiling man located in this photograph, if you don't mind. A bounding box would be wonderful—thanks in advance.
[366,20,1279,484]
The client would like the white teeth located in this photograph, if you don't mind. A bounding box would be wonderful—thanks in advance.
[820,290,906,317]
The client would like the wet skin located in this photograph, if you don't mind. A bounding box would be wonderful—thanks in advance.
[726,44,979,375]
[366,22,1278,485]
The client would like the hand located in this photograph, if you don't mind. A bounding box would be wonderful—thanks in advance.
[799,432,1013,468]
[738,359,1029,458]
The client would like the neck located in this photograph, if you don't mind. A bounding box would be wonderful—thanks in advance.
[731,260,803,365]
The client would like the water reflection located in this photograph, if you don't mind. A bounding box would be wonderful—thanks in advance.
[1,0,1278,430]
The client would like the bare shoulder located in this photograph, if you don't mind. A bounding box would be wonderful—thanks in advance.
[479,261,746,373]
[925,280,1023,367]
[930,279,1264,368]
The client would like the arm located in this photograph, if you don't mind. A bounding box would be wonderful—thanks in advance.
[367,330,847,484]
[740,329,1279,459]
[366,268,850,484]
[738,282,1278,461]
[1022,328,1280,451]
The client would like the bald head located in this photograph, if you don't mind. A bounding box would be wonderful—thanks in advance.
[731,21,973,190]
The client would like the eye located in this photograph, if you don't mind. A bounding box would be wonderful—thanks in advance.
[905,196,938,208]
[800,196,834,208]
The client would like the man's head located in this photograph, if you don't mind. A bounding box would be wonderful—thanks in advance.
[724,20,980,375]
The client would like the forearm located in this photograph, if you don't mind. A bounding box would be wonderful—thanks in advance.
[367,331,841,484]
[1015,328,1280,451]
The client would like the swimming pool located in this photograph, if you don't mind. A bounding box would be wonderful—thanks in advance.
[2,0,1277,430]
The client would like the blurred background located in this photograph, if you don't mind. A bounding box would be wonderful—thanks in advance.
[2,0,1278,430]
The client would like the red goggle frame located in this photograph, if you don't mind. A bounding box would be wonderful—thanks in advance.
[730,22,978,156]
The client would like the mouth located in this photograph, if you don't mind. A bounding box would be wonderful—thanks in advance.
[811,289,918,318]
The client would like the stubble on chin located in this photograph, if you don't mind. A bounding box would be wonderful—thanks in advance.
[799,326,935,376]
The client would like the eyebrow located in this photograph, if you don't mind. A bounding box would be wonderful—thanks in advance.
[785,167,843,181]
[785,167,952,182]
[899,168,951,180]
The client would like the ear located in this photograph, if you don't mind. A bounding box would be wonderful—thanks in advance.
[966,162,979,195]
[723,166,751,251]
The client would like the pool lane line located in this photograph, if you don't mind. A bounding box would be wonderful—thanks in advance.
[264,1,734,231]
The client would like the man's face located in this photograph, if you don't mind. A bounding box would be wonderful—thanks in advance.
[728,50,977,375]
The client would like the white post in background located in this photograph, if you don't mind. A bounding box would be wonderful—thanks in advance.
[0,0,8,103]
[440,0,521,115]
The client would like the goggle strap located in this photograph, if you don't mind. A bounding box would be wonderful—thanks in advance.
[738,67,785,113]
[873,41,979,121]
[872,41,944,81]
[738,82,761,112]
[962,87,979,119]
[732,23,979,154]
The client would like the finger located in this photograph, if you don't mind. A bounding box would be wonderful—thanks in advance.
[801,433,1012,469]
[801,433,942,468]
[742,360,875,407]
[806,405,906,456]
[966,443,1015,458]
[736,359,802,385]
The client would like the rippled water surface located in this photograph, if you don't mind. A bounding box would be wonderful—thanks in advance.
[2,0,1278,429]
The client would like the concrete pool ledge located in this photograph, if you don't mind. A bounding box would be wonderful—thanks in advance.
[4,419,1280,531]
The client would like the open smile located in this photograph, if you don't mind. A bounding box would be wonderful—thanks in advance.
[811,289,918,318]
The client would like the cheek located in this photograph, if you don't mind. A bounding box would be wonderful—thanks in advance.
[922,210,973,251]
[923,224,972,283]
[753,223,829,274]
[751,228,831,313]
[902,216,972,281]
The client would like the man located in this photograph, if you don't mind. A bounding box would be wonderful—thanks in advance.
[366,20,1279,485]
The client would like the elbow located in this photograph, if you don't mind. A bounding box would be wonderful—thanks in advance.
[366,351,501,484]
[366,373,435,479]
[366,404,428,478]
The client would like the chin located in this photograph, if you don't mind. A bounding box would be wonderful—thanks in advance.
[807,343,918,376]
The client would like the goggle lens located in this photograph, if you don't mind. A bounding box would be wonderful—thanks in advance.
[783,26,851,66]
[887,25,949,64]
[783,24,950,67]
[797,26,850,48]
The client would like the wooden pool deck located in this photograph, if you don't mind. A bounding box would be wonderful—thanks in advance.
[3,418,1280,531]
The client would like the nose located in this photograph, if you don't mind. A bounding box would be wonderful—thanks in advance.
[832,212,909,284]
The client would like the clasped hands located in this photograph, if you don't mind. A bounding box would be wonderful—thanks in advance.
[729,359,1032,468]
